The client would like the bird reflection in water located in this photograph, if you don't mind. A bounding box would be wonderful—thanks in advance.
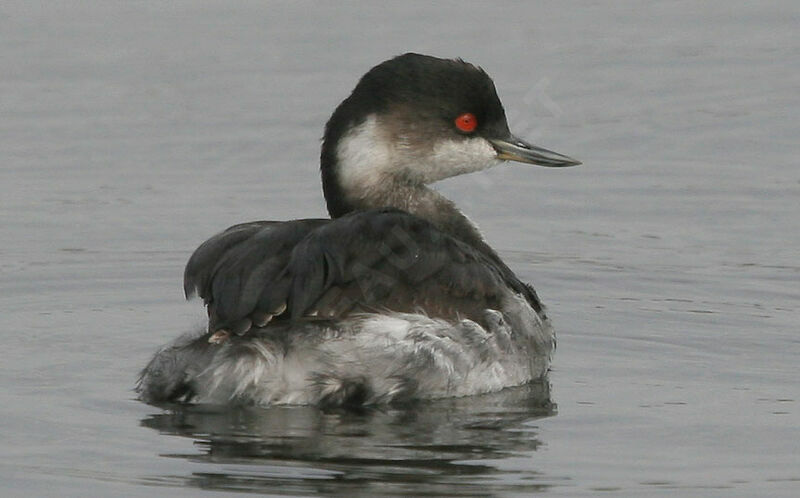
[139,380,555,495]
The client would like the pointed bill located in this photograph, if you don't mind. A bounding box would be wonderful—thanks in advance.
[489,136,581,167]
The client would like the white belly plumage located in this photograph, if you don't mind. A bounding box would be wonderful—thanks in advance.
[138,294,554,406]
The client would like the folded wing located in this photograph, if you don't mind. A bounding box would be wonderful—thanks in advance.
[183,209,538,336]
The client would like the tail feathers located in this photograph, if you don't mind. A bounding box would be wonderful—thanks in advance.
[136,330,214,403]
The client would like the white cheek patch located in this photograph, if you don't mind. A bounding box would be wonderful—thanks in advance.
[336,115,393,192]
[336,115,501,189]
[419,137,500,183]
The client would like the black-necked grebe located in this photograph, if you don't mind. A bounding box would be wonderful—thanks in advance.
[137,53,579,407]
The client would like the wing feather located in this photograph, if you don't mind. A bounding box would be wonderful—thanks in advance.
[184,209,535,336]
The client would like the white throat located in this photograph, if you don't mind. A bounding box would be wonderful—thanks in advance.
[335,114,501,196]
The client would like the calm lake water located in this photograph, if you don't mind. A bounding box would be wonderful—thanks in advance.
[2,1,798,496]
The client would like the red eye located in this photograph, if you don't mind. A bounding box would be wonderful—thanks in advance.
[454,112,478,133]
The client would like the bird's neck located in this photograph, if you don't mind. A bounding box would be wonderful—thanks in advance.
[325,164,487,246]
[321,116,488,247]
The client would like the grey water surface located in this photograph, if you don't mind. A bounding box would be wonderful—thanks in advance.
[1,1,798,496]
